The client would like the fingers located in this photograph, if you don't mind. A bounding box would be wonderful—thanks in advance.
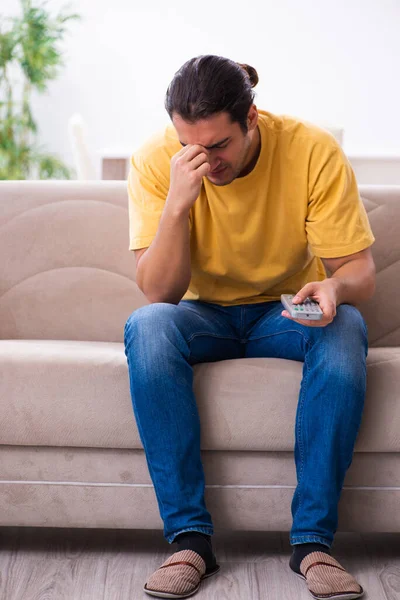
[196,161,211,177]
[292,284,314,304]
[190,151,210,170]
[173,144,210,178]
[177,144,209,162]
[319,302,336,320]
[281,311,334,328]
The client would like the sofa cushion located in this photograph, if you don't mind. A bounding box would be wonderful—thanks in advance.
[1,340,399,452]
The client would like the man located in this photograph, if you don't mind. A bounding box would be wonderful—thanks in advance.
[124,55,376,599]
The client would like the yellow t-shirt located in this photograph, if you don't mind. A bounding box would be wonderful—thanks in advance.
[127,110,375,306]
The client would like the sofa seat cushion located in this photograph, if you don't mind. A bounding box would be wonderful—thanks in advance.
[1,340,399,452]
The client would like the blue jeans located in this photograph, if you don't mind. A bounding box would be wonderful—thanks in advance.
[124,299,368,548]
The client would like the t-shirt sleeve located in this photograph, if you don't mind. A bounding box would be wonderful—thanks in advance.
[127,151,170,251]
[306,143,375,258]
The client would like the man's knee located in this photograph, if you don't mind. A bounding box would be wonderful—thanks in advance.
[317,305,368,387]
[124,302,182,345]
[334,304,368,342]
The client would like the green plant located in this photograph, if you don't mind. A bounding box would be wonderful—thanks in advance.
[0,0,80,179]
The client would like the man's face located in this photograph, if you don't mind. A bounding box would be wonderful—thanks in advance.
[172,110,255,186]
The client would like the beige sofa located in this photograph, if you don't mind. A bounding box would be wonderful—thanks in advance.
[1,181,400,533]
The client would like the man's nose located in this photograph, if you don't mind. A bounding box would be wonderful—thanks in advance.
[209,158,222,171]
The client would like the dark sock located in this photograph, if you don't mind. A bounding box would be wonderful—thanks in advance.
[174,532,216,570]
[289,542,331,575]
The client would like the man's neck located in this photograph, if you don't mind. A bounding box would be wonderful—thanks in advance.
[238,126,261,177]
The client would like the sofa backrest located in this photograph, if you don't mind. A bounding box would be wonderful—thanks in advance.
[0,181,399,346]
[0,181,146,343]
[358,186,400,347]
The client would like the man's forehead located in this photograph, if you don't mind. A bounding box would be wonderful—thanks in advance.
[172,112,236,147]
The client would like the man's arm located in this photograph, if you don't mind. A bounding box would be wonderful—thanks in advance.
[322,247,376,306]
[135,204,191,304]
[134,144,210,304]
[282,248,376,327]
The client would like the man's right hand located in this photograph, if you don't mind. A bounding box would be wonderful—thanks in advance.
[166,144,210,214]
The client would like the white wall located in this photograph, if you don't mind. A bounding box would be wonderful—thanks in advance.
[3,0,400,174]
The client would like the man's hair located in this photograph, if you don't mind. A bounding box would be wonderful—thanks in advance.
[165,55,259,133]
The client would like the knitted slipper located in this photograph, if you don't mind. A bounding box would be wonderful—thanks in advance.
[294,551,364,600]
[144,549,220,599]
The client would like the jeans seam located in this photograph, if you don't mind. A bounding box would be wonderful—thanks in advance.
[290,535,332,548]
[180,302,237,337]
[186,331,238,344]
[123,321,130,352]
[296,341,311,512]
[248,329,311,344]
[124,331,167,522]
[168,526,214,544]
[247,304,280,338]
[133,415,167,522]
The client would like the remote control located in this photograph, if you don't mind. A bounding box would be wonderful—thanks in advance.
[281,294,324,320]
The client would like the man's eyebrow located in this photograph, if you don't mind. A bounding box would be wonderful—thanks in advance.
[179,137,231,150]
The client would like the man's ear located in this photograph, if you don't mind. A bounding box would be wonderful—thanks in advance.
[247,105,258,131]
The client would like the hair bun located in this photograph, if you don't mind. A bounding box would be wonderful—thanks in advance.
[237,63,259,88]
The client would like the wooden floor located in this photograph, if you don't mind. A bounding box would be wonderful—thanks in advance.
[0,527,399,599]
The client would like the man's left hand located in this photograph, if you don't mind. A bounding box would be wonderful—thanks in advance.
[281,279,339,327]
